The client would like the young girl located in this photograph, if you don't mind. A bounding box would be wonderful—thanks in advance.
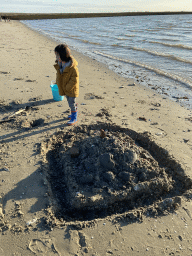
[54,44,79,125]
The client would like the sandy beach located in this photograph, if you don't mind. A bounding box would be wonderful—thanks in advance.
[0,20,192,256]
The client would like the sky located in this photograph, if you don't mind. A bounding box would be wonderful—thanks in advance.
[0,0,192,12]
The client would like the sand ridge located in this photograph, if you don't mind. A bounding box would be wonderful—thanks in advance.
[0,20,192,255]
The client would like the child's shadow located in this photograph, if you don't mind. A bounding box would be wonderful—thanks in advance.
[3,167,48,213]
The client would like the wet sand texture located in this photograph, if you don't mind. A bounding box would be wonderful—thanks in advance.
[41,123,192,227]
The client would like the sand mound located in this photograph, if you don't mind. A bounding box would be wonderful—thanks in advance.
[40,123,192,227]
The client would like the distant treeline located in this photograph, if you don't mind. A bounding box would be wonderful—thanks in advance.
[1,11,192,20]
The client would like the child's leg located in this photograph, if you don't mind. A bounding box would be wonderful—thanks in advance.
[66,96,76,112]
[66,96,77,125]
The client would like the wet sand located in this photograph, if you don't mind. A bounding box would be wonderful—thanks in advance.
[0,20,192,256]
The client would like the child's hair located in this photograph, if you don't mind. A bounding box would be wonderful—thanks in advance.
[55,44,72,62]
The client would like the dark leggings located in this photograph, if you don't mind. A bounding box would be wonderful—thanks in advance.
[66,96,77,112]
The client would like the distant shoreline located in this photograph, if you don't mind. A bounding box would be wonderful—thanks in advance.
[1,11,192,20]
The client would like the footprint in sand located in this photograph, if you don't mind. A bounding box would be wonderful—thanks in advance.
[13,78,24,81]
[78,231,90,248]
[29,239,60,256]
[25,79,36,82]
[0,71,10,74]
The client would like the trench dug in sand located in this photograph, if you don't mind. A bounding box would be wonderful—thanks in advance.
[41,123,192,223]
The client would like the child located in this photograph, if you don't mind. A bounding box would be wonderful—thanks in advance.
[54,44,79,125]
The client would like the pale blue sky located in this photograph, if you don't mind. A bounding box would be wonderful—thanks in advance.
[1,0,192,12]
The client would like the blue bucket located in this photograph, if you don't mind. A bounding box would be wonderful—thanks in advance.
[50,82,64,101]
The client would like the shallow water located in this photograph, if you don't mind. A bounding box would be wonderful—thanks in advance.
[22,14,192,109]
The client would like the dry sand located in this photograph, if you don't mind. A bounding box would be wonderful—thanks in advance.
[0,20,192,256]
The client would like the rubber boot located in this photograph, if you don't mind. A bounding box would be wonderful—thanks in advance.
[67,111,77,125]
[68,104,78,119]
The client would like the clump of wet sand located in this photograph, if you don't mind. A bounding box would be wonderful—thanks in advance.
[41,123,192,228]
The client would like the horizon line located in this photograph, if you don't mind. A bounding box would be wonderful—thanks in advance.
[1,11,192,20]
